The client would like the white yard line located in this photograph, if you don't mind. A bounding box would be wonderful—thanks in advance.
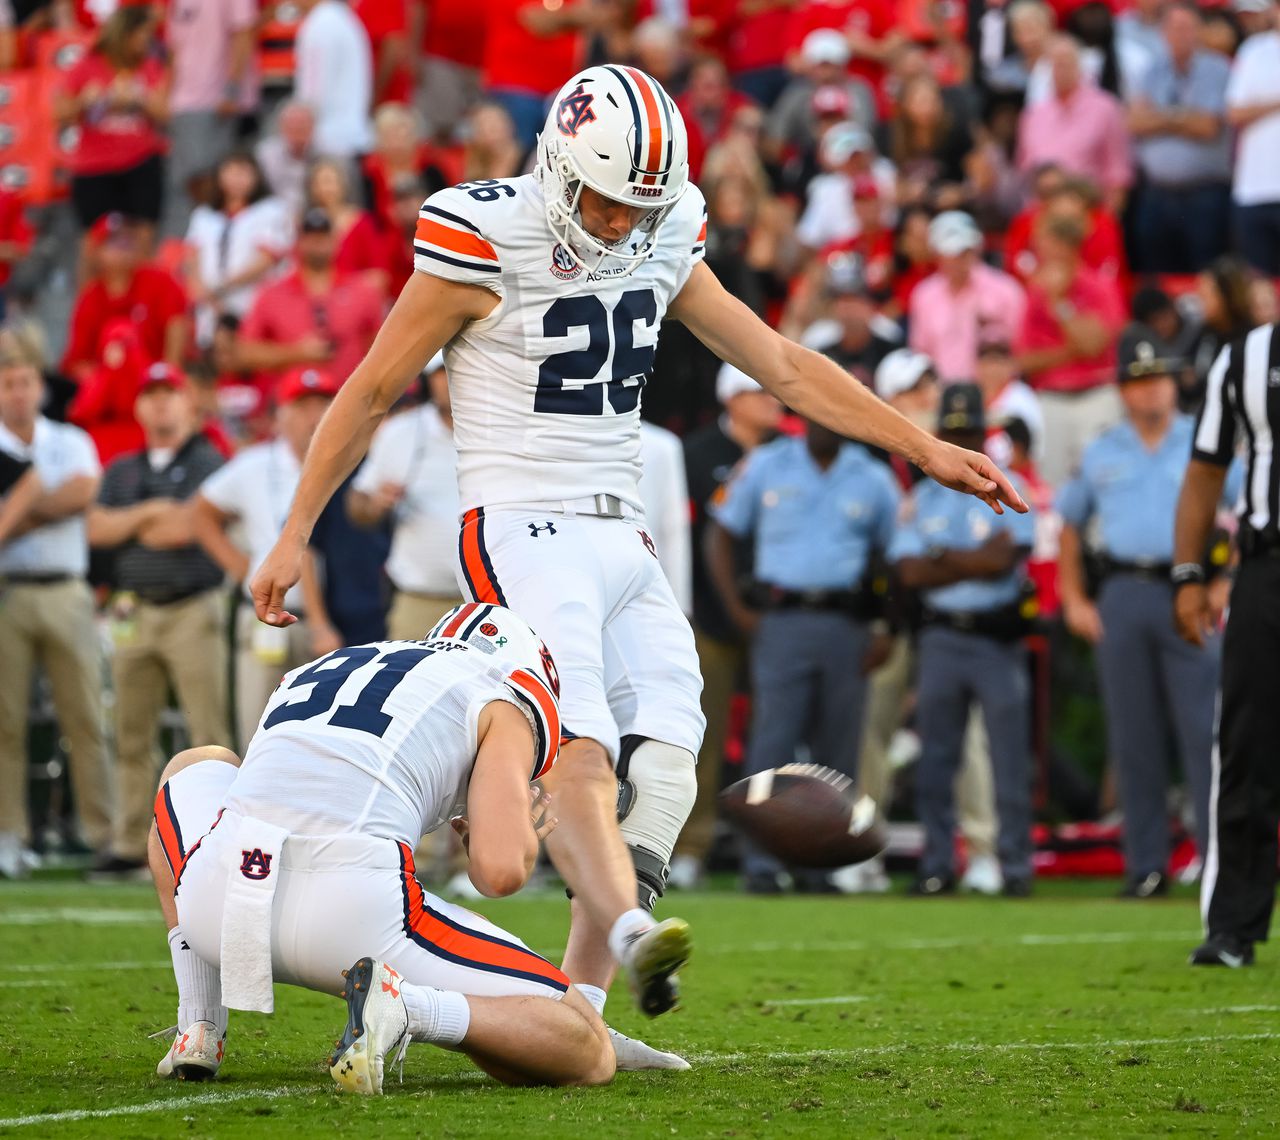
[763,995,869,1007]
[0,1086,305,1128]
[712,930,1199,955]
[1,908,159,926]
[10,960,169,973]
[0,980,57,988]
[1189,1005,1280,1015]
[690,1031,1280,1065]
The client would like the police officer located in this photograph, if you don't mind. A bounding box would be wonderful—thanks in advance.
[890,384,1038,897]
[707,415,899,892]
[1058,326,1236,898]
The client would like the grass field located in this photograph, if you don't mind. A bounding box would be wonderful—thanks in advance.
[0,878,1276,1139]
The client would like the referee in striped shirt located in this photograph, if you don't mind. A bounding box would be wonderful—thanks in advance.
[1174,324,1280,968]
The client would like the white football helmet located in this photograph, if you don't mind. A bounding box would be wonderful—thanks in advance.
[426,602,561,702]
[536,65,689,277]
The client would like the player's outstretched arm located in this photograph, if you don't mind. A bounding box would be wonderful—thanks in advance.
[464,701,558,898]
[251,273,498,625]
[669,263,1027,515]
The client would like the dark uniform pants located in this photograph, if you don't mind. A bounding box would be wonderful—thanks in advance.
[741,610,871,878]
[1203,557,1280,943]
[1095,575,1219,878]
[916,626,1033,881]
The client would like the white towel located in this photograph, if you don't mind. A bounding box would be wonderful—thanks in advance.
[219,815,289,1014]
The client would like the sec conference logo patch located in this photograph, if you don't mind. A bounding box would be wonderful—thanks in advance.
[550,243,582,281]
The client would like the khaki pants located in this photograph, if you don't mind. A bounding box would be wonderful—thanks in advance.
[674,627,744,862]
[110,589,231,859]
[857,634,996,859]
[1038,385,1124,486]
[387,591,464,642]
[0,579,113,849]
[234,606,312,752]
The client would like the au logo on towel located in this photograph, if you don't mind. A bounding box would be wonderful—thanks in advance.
[240,848,274,881]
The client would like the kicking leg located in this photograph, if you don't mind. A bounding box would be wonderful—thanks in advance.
[331,958,614,1094]
[149,746,240,1080]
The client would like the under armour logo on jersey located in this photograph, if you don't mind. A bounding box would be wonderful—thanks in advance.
[529,521,557,537]
[639,529,657,558]
[239,848,273,880]
[1270,367,1280,388]
[556,84,597,138]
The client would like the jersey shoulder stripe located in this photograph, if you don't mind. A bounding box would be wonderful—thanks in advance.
[505,668,560,781]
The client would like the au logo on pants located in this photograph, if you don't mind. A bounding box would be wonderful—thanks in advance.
[239,848,273,880]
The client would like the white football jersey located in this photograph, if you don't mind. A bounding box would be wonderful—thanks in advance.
[413,173,707,512]
[222,638,559,845]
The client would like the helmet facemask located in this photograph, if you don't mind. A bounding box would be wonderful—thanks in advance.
[539,145,681,278]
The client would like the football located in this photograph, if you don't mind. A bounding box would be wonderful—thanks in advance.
[719,764,887,869]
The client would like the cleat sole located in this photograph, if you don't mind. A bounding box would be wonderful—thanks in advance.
[631,919,692,1018]
[329,957,381,1095]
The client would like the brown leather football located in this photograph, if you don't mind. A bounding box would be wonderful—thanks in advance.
[719,764,887,869]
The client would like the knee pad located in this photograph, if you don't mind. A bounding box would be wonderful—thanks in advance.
[616,735,697,910]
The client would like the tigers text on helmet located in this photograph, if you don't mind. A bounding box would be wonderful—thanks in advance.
[536,65,689,278]
[426,602,561,703]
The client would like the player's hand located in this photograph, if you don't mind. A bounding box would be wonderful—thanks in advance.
[1063,597,1104,644]
[919,439,1027,516]
[530,787,557,843]
[251,537,303,626]
[1174,583,1215,647]
[728,601,760,638]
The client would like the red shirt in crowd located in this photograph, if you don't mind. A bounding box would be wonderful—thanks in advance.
[353,0,414,104]
[334,211,391,285]
[424,0,485,67]
[1005,205,1128,288]
[0,189,34,289]
[1017,266,1127,394]
[67,319,151,462]
[482,0,581,95]
[62,265,188,380]
[61,51,169,176]
[728,0,792,74]
[239,269,384,390]
[677,87,756,182]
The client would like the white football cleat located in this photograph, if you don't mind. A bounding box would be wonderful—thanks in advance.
[330,958,411,1095]
[156,1021,224,1081]
[609,1027,691,1071]
[623,917,692,1017]
[960,855,1003,896]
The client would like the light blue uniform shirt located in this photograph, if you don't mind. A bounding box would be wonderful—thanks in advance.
[1057,415,1242,562]
[889,479,1037,613]
[714,437,900,591]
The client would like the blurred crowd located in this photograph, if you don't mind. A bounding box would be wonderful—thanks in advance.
[0,0,1267,895]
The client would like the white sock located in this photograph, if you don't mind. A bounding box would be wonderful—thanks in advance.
[576,983,608,1016]
[168,926,227,1036]
[401,983,471,1045]
[607,907,657,965]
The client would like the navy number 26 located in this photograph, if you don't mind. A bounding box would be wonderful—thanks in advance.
[535,288,657,416]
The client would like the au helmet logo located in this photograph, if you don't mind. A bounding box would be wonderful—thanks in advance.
[556,84,597,138]
[550,242,581,281]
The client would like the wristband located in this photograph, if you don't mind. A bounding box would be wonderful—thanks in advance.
[1170,562,1206,588]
